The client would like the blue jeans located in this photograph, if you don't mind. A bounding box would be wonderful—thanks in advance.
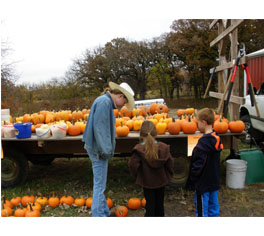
[88,152,111,217]
[194,190,220,217]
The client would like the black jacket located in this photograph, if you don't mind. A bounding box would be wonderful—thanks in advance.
[129,142,174,189]
[186,131,223,194]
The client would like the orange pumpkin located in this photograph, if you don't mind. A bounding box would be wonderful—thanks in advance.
[149,103,159,115]
[213,117,229,134]
[21,195,35,207]
[106,198,113,209]
[182,115,197,134]
[74,197,86,207]
[48,197,60,208]
[25,204,40,217]
[1,207,13,217]
[36,197,48,206]
[113,109,119,118]
[27,202,41,211]
[141,198,146,208]
[115,205,128,217]
[115,117,124,127]
[120,106,132,118]
[167,118,181,135]
[86,197,93,208]
[3,200,13,209]
[229,120,245,133]
[116,123,130,137]
[128,197,141,210]
[68,124,81,136]
[60,196,74,205]
[14,208,26,217]
[177,109,186,117]
[10,197,21,207]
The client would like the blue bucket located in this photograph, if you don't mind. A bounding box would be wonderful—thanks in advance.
[13,122,32,139]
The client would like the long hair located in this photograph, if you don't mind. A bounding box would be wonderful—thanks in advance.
[139,120,158,162]
[101,87,123,96]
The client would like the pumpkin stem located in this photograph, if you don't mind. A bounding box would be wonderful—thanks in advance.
[29,203,33,212]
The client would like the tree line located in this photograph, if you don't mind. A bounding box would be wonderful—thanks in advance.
[2,19,264,116]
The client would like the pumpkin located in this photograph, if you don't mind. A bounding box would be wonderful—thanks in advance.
[138,105,148,116]
[25,204,40,217]
[155,104,168,114]
[115,117,124,127]
[68,124,81,136]
[27,202,41,211]
[213,117,229,134]
[128,198,141,210]
[149,103,159,115]
[48,197,60,208]
[229,120,245,133]
[182,115,197,134]
[106,198,113,209]
[21,195,35,207]
[113,109,119,118]
[86,197,93,208]
[36,197,48,206]
[148,118,158,126]
[1,207,13,217]
[156,121,167,135]
[186,108,195,115]
[45,113,55,124]
[125,119,134,130]
[3,200,13,209]
[14,208,26,217]
[141,198,146,208]
[132,108,141,117]
[168,118,181,135]
[177,109,186,117]
[10,197,21,207]
[116,122,130,137]
[23,114,31,123]
[60,196,74,205]
[115,205,128,217]
[74,197,86,207]
[133,119,143,131]
[120,106,132,118]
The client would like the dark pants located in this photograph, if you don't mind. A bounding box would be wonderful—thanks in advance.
[143,187,165,217]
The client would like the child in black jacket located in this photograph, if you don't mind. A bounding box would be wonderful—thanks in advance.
[186,108,223,217]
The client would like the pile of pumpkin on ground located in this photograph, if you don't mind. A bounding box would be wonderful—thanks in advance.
[11,103,245,137]
[1,195,145,217]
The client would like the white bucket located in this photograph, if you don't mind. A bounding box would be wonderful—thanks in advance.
[2,125,16,138]
[50,123,67,138]
[226,159,247,189]
[36,125,51,138]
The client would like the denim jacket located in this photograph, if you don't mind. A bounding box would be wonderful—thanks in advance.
[82,92,116,159]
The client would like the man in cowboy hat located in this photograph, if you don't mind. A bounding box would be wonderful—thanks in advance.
[82,81,135,217]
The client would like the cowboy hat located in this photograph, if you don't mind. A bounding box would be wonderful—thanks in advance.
[109,82,135,111]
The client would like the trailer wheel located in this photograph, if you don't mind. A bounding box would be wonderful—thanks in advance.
[1,149,29,188]
[170,156,190,187]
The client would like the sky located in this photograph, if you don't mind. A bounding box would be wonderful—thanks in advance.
[1,0,263,85]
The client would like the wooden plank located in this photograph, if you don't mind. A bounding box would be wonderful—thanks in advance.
[210,56,247,73]
[209,19,220,30]
[210,19,244,47]
[209,91,245,105]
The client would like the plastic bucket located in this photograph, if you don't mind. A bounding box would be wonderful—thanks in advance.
[13,122,32,139]
[2,125,16,138]
[226,159,247,189]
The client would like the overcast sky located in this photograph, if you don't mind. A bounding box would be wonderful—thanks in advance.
[1,0,262,85]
